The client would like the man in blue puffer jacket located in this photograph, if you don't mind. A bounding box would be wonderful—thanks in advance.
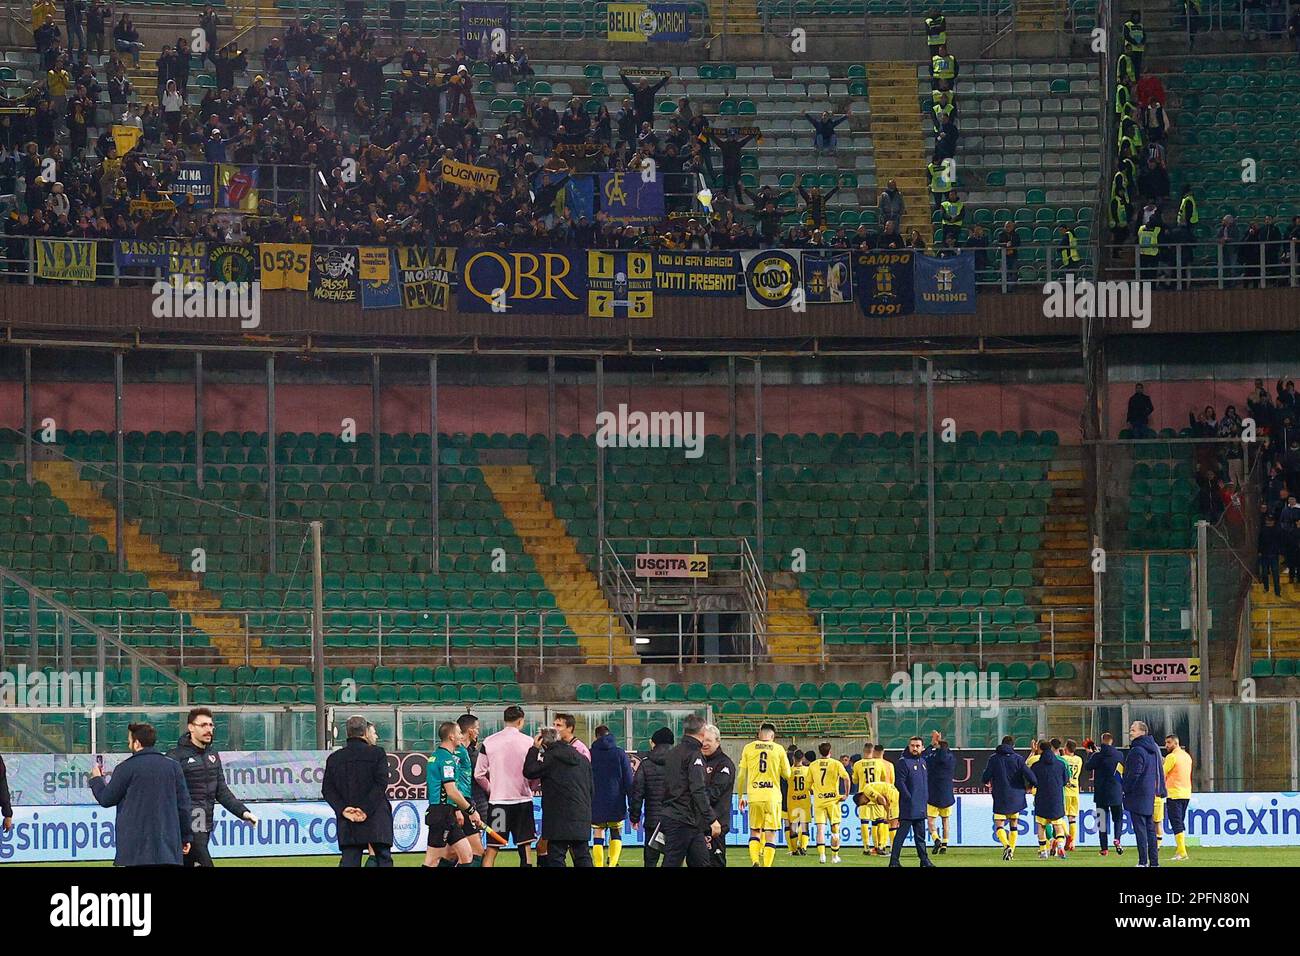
[1029,739,1069,859]
[589,725,634,867]
[1084,733,1126,856]
[921,730,956,854]
[1123,720,1163,868]
[889,737,935,867]
[982,735,1037,861]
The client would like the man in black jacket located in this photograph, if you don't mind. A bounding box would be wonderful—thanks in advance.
[523,728,593,867]
[322,715,394,866]
[701,723,735,867]
[0,752,12,834]
[659,714,720,867]
[1126,383,1154,436]
[167,707,258,866]
[629,726,673,866]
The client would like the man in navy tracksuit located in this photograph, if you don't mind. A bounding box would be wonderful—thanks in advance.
[1084,733,1126,856]
[890,737,935,867]
[982,736,1037,860]
[1123,720,1163,867]
[921,730,955,853]
[1030,739,1069,859]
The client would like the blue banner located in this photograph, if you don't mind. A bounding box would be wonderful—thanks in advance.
[171,163,214,208]
[914,251,976,314]
[459,2,511,59]
[653,251,740,296]
[855,250,914,317]
[361,248,402,310]
[114,238,171,270]
[566,176,595,221]
[598,171,665,224]
[801,250,853,304]
[606,3,691,42]
[457,250,587,314]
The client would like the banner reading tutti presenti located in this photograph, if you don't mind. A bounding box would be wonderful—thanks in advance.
[606,2,691,42]
[653,251,740,296]
[35,239,97,281]
[459,2,511,58]
[440,157,500,192]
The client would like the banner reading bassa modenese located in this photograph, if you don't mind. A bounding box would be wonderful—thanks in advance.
[4,792,1299,862]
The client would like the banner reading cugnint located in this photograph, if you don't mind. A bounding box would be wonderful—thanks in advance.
[259,243,311,291]
[587,250,654,318]
[606,2,691,42]
[635,553,710,578]
[653,251,740,296]
[440,157,500,192]
[35,239,97,281]
[398,246,456,310]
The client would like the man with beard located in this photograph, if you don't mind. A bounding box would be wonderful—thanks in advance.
[167,707,259,866]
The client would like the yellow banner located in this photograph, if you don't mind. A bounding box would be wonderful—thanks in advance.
[35,239,96,282]
[359,246,391,282]
[111,124,142,157]
[440,158,500,193]
[259,243,311,291]
[129,198,176,216]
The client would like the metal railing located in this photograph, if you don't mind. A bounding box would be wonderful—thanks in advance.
[738,535,767,654]
[1103,239,1300,289]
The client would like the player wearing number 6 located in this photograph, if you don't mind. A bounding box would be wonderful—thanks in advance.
[737,723,791,867]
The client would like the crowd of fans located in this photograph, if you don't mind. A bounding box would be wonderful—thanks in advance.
[0,1,911,259]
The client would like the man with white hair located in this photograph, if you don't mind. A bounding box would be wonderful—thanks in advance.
[700,724,735,867]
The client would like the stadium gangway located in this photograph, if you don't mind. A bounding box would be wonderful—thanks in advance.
[1102,239,1300,289]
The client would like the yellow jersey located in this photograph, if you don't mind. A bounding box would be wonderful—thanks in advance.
[1062,753,1083,792]
[808,757,850,803]
[738,740,791,802]
[1164,748,1193,799]
[788,765,811,806]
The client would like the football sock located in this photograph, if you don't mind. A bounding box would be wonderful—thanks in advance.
[1008,826,1018,849]
[763,842,777,867]
[799,833,809,851]
[1070,821,1079,844]
[608,838,623,867]
[996,825,1009,848]
[1175,833,1187,855]
[748,838,762,865]
[591,839,605,868]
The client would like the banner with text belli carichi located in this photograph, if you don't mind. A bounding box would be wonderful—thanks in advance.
[457,250,588,314]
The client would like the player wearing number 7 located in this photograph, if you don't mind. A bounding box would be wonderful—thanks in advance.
[808,742,850,863]
[737,723,791,867]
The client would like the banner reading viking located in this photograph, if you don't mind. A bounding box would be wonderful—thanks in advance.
[216,164,259,212]
[913,251,976,313]
[35,239,96,281]
[398,246,456,310]
[172,163,214,208]
[800,250,853,304]
[440,157,500,193]
[114,238,170,270]
[458,250,587,314]
[207,243,258,283]
[606,3,691,42]
[598,171,664,224]
[308,245,360,303]
[258,243,310,291]
[741,249,800,310]
[360,248,401,310]
[459,2,510,58]
[588,250,653,318]
[855,250,914,317]
[653,251,739,296]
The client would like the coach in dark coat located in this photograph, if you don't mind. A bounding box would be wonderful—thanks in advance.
[89,722,192,866]
[523,732,594,867]
[1123,722,1163,867]
[890,737,934,867]
[628,727,673,866]
[322,716,394,867]
[1085,735,1125,852]
[982,737,1036,816]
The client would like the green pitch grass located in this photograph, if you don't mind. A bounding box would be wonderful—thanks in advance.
[17,846,1300,867]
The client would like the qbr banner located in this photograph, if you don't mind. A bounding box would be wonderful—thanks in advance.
[440,157,500,192]
[1132,658,1201,683]
[634,553,710,578]
[458,250,587,314]
[607,3,691,42]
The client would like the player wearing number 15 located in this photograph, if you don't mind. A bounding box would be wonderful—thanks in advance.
[738,723,791,867]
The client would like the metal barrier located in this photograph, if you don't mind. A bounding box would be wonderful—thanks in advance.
[1102,239,1300,289]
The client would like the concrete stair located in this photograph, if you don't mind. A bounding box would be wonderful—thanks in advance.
[480,465,639,665]
[714,0,762,35]
[865,61,931,236]
[33,459,276,665]
[1034,447,1094,660]
[766,574,821,663]
[1250,585,1300,656]
[1015,0,1064,32]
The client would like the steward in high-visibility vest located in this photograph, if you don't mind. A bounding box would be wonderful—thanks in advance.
[1116,52,1135,86]
[1109,192,1130,232]
[1123,15,1146,73]
[940,192,965,234]
[1115,82,1133,118]
[927,159,954,206]
[925,13,947,48]
[1178,190,1198,227]
[1057,226,1080,270]
[931,98,955,131]
[931,45,957,86]
[1138,223,1161,258]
